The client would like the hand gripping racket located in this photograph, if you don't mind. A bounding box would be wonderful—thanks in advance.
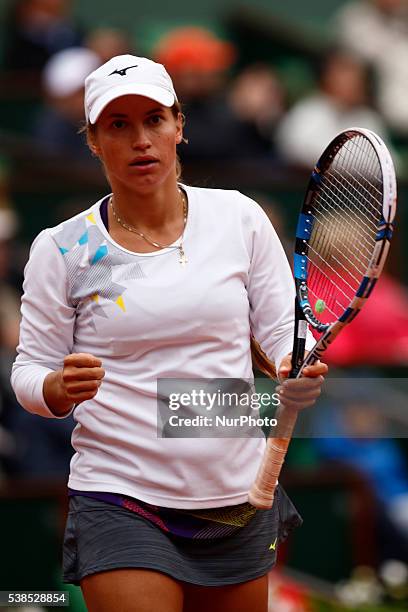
[249,127,397,509]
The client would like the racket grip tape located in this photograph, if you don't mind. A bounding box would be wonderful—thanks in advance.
[248,408,298,509]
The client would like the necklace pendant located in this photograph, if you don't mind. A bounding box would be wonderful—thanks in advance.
[110,194,189,266]
[179,248,188,266]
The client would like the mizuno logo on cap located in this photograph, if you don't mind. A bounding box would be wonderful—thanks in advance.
[109,65,139,77]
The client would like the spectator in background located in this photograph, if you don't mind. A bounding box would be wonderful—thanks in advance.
[3,0,83,74]
[154,27,276,160]
[247,191,292,257]
[31,46,101,161]
[85,27,135,65]
[0,207,20,477]
[313,394,408,562]
[0,168,22,474]
[0,165,21,382]
[0,164,75,480]
[5,399,75,479]
[333,0,408,136]
[228,63,286,157]
[276,50,388,167]
[0,208,20,360]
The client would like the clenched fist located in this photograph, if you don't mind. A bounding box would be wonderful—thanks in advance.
[43,353,105,416]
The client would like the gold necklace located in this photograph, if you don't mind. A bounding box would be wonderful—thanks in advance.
[110,188,188,265]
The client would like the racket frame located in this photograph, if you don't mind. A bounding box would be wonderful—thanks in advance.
[294,127,396,372]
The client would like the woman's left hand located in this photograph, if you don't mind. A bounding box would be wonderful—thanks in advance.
[276,354,328,412]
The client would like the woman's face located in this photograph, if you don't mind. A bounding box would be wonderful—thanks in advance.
[90,95,183,194]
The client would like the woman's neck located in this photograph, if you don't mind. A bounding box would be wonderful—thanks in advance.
[109,179,182,232]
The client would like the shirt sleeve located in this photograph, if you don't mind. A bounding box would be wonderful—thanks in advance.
[11,230,76,419]
[245,197,314,371]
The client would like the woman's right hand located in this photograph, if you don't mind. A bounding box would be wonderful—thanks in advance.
[43,353,105,416]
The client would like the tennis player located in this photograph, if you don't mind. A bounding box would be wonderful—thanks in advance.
[11,55,327,612]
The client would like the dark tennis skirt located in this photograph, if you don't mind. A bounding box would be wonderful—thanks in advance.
[63,485,302,587]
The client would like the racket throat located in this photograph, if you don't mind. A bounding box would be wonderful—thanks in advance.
[290,297,307,378]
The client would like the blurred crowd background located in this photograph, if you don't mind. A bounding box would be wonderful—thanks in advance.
[0,0,408,610]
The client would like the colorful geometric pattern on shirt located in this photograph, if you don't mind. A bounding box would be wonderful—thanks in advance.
[68,489,257,539]
[51,212,144,322]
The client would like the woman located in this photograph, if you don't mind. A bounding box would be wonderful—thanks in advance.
[11,55,327,612]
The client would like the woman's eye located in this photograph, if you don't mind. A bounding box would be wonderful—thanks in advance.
[148,115,163,125]
[112,120,126,129]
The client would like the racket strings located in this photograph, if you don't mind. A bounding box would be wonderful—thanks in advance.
[311,196,379,306]
[342,139,383,193]
[333,134,382,229]
[316,189,376,273]
[306,134,383,321]
[318,135,380,233]
[325,135,381,242]
[314,224,368,278]
[315,191,374,257]
[307,242,359,295]
[332,148,383,224]
[337,135,383,224]
[307,249,356,318]
[316,142,376,261]
[308,241,364,299]
[324,171,379,231]
[308,200,372,314]
[308,222,372,312]
[342,137,384,195]
[337,168,381,225]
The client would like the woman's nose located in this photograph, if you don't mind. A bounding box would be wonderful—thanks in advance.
[131,126,151,150]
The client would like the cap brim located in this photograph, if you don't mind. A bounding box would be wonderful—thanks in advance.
[88,84,176,123]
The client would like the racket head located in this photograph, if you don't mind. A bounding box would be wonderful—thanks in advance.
[294,127,397,334]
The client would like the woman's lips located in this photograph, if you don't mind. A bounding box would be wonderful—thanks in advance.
[129,157,159,167]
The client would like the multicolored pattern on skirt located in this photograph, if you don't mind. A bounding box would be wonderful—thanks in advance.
[68,489,257,539]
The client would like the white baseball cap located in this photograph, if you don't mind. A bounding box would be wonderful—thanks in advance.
[44,47,101,98]
[84,54,178,124]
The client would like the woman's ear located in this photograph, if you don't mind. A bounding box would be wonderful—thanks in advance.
[86,128,101,157]
[175,112,184,144]
[89,140,100,156]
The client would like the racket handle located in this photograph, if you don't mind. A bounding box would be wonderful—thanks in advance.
[248,408,298,509]
[248,298,306,509]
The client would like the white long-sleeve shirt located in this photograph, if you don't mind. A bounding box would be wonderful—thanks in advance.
[11,185,311,508]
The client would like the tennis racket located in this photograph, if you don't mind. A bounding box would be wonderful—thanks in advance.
[249,127,397,509]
